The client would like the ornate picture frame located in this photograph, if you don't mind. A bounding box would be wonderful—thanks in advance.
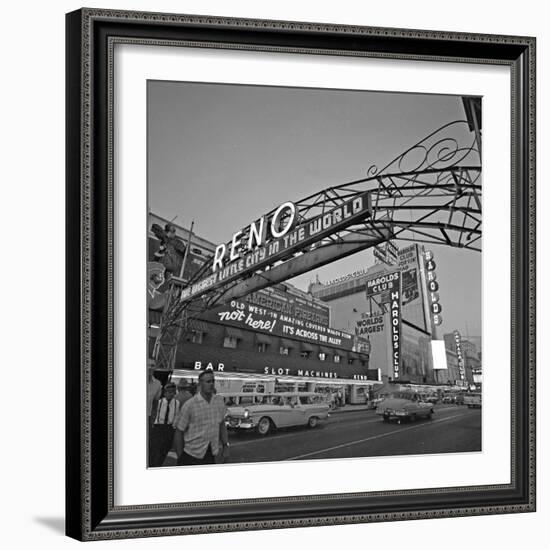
[66,8,536,541]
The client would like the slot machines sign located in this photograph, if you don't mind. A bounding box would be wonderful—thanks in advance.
[424,250,442,326]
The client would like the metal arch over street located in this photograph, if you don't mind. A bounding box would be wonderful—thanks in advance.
[154,118,482,370]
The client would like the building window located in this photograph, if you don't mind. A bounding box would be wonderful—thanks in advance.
[279,347,289,356]
[223,336,238,349]
[257,342,268,353]
[334,355,341,364]
[191,331,203,344]
[300,351,311,359]
[276,382,296,392]
[318,352,327,362]
[348,357,355,365]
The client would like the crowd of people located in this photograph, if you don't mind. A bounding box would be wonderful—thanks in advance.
[147,369,230,467]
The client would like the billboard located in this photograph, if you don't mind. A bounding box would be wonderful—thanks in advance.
[397,244,420,305]
[373,240,399,266]
[181,192,372,301]
[424,250,443,326]
[365,271,400,301]
[201,287,356,351]
[388,273,403,380]
[355,312,384,336]
[454,330,466,380]
[246,286,330,326]
[431,340,448,370]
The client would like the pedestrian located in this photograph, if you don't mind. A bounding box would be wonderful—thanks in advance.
[149,382,180,467]
[174,370,229,466]
[147,363,162,427]
[175,379,193,407]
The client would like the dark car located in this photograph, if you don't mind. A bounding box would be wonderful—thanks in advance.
[376,391,434,424]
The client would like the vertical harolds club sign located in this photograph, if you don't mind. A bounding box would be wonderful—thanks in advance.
[365,270,403,380]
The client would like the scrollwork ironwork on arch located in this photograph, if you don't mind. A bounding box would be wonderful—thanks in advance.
[366,120,480,178]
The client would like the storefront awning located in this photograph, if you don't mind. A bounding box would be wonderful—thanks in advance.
[225,327,244,340]
[256,333,272,345]
[348,352,361,361]
[188,319,209,333]
[319,346,333,355]
[280,338,296,349]
[300,341,315,352]
[275,375,376,387]
[172,369,379,388]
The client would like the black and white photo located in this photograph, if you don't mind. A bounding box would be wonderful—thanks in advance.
[146,82,483,466]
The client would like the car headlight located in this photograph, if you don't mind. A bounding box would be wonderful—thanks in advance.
[243,409,250,419]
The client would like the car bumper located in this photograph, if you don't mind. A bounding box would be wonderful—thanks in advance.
[225,418,256,430]
[377,409,409,419]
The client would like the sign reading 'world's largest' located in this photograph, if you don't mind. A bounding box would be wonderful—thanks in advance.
[181,192,372,300]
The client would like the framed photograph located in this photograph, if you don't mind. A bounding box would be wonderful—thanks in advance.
[66,8,536,541]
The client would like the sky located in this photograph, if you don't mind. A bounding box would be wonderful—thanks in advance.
[148,81,482,339]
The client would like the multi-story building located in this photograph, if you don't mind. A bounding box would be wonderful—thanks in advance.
[147,214,379,404]
[443,333,481,386]
[310,244,438,384]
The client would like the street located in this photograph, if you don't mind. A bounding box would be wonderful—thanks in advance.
[225,404,481,463]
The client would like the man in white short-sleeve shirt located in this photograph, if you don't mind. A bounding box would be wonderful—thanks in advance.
[174,370,229,465]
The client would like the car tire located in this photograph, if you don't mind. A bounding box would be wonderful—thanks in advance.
[308,416,319,429]
[257,417,272,436]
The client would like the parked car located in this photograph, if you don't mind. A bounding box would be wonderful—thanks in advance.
[463,392,482,408]
[376,391,434,423]
[224,392,330,435]
[420,393,440,405]
[454,393,465,405]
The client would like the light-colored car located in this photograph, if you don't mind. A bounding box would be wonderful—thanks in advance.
[463,392,482,408]
[376,391,434,423]
[369,393,389,410]
[422,393,440,405]
[225,392,330,435]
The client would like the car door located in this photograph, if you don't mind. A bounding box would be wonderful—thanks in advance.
[270,395,292,427]
[416,394,431,417]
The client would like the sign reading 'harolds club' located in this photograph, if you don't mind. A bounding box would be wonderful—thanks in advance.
[180,192,371,300]
[389,278,403,380]
[364,270,403,379]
